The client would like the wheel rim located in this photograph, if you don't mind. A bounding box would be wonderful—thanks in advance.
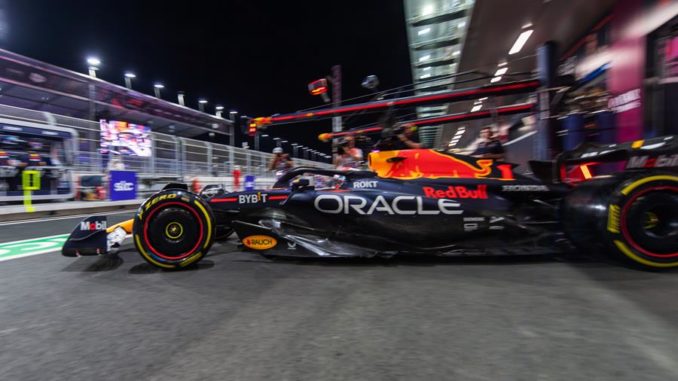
[143,203,204,260]
[165,221,184,240]
[621,186,678,258]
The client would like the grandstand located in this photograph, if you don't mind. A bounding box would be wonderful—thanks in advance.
[0,48,329,201]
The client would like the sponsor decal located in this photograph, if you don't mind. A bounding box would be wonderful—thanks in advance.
[80,220,107,231]
[242,235,277,250]
[580,150,615,159]
[423,185,488,199]
[369,150,507,180]
[139,194,178,219]
[144,194,177,210]
[352,180,378,189]
[109,170,137,201]
[464,223,479,232]
[314,194,462,215]
[463,217,485,222]
[626,154,678,169]
[461,216,505,231]
[502,185,549,192]
[287,242,297,250]
[239,192,269,204]
[608,89,641,114]
[113,181,134,192]
[212,194,287,204]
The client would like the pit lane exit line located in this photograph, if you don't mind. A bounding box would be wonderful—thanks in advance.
[0,234,69,262]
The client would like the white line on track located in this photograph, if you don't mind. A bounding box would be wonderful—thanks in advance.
[0,234,69,262]
[0,247,67,262]
[0,234,133,263]
[0,233,68,245]
[0,210,135,227]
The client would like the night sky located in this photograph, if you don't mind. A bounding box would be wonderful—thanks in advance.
[2,0,412,154]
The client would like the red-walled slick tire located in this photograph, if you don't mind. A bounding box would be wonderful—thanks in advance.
[133,189,215,269]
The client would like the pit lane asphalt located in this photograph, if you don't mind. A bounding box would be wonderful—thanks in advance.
[1,215,678,380]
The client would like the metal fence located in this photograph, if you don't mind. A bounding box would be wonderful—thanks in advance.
[0,103,331,179]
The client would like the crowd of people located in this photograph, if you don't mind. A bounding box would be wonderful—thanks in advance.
[0,135,67,194]
[268,122,505,177]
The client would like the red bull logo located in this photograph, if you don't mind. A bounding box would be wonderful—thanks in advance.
[368,149,514,181]
[423,185,488,199]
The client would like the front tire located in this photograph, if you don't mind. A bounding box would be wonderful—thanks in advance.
[133,189,215,269]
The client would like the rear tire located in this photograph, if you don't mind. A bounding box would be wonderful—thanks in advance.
[605,173,678,269]
[133,189,215,269]
[562,172,678,269]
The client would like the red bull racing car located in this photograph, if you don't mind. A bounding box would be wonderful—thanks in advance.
[62,135,678,270]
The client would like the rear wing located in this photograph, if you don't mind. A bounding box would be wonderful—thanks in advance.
[529,135,677,184]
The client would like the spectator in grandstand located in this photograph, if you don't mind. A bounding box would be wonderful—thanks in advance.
[269,147,293,174]
[334,136,364,170]
[17,151,46,167]
[107,153,126,171]
[0,150,9,166]
[470,126,505,160]
[1,151,21,192]
[49,144,62,166]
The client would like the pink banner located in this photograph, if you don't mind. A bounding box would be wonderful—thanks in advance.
[608,0,678,142]
[607,0,645,142]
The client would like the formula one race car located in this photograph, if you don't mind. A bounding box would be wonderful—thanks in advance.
[62,135,677,270]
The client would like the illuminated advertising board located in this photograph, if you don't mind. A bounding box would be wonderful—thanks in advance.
[100,119,151,157]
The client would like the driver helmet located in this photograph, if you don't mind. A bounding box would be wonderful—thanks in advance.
[332,174,345,189]
[273,147,283,154]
